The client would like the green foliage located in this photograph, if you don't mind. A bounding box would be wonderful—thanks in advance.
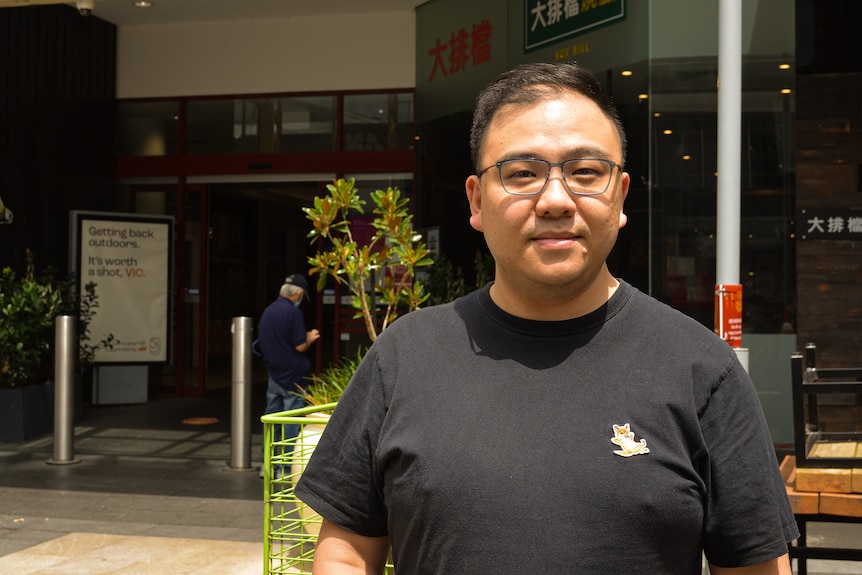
[68,280,118,367]
[0,250,115,388]
[297,350,365,412]
[304,178,434,342]
[425,251,496,306]
[0,251,63,387]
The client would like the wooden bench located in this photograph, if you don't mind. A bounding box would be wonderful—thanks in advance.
[781,455,862,575]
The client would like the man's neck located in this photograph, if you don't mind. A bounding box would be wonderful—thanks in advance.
[488,270,619,321]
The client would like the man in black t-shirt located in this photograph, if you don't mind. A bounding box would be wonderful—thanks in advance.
[296,62,798,575]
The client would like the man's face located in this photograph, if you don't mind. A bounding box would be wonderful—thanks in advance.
[465,90,630,308]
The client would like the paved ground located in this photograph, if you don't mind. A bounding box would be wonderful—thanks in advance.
[0,387,266,573]
[0,384,860,574]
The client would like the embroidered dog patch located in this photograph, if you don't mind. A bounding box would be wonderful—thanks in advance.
[611,423,650,457]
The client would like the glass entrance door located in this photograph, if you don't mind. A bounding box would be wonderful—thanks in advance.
[131,182,206,397]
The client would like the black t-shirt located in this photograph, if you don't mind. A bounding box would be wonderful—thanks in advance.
[296,281,798,574]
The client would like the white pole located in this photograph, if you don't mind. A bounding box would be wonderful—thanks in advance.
[716,0,746,364]
[716,0,742,286]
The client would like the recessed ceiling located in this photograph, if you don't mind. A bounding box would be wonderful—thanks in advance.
[0,0,424,26]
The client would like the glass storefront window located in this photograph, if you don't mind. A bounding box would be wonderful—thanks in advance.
[119,92,411,156]
[278,95,336,152]
[186,99,235,155]
[647,55,795,333]
[186,96,336,154]
[117,101,180,156]
[343,92,414,151]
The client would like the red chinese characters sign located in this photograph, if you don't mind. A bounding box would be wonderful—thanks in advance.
[427,20,493,83]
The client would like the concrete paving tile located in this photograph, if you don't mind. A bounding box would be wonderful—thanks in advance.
[0,533,262,575]
[0,527,61,557]
[21,516,156,537]
[144,523,260,542]
[0,553,62,575]
[21,534,174,574]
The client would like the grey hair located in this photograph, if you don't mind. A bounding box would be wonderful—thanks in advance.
[280,283,303,298]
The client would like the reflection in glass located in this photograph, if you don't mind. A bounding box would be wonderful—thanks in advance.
[278,96,336,152]
[117,101,180,156]
[343,93,414,151]
[647,56,795,333]
[186,96,336,154]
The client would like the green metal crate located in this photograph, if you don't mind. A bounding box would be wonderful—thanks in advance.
[262,404,394,574]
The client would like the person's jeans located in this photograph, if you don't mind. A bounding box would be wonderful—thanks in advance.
[263,377,305,470]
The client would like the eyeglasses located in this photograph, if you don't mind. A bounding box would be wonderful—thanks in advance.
[476,158,622,197]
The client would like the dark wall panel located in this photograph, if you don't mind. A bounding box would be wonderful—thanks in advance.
[0,5,116,274]
[795,72,862,367]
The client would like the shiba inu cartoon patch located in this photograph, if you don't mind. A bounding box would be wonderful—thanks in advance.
[611,423,650,457]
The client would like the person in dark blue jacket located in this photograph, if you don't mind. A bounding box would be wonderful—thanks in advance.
[257,274,320,473]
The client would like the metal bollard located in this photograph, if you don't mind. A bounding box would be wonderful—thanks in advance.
[229,316,254,470]
[47,315,80,465]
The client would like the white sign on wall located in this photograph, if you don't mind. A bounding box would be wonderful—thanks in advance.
[71,211,174,364]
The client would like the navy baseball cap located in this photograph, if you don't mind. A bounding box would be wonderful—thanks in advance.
[285,274,310,299]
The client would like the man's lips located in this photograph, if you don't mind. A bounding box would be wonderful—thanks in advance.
[532,233,581,247]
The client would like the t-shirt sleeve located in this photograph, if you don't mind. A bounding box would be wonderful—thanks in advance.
[294,347,389,537]
[700,358,799,567]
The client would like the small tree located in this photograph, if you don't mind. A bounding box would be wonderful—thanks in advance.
[304,178,434,342]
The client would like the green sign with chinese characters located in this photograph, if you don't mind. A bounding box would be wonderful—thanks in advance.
[525,0,626,52]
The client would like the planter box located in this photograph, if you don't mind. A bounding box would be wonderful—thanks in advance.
[0,379,84,443]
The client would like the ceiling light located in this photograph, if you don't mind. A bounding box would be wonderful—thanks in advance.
[781,88,792,94]
[682,155,691,160]
[621,70,633,77]
[663,129,672,135]
[637,93,648,100]
[653,112,661,118]
[778,63,791,70]
[132,1,153,7]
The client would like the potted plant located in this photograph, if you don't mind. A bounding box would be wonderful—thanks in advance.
[304,177,434,343]
[0,251,64,441]
[0,250,114,441]
[285,176,432,472]
[280,180,431,546]
[289,178,434,481]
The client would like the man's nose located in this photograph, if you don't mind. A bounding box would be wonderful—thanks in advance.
[536,168,575,213]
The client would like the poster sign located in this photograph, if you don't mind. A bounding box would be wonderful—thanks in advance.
[415,0,507,123]
[71,212,173,363]
[714,284,742,348]
[525,0,626,51]
[797,208,862,240]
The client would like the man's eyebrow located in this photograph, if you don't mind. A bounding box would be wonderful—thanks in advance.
[561,146,615,159]
[496,147,616,161]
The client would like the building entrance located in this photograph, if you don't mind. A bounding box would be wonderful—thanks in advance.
[131,179,327,397]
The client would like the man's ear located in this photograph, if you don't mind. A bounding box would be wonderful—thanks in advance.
[466,175,483,232]
[618,171,631,229]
